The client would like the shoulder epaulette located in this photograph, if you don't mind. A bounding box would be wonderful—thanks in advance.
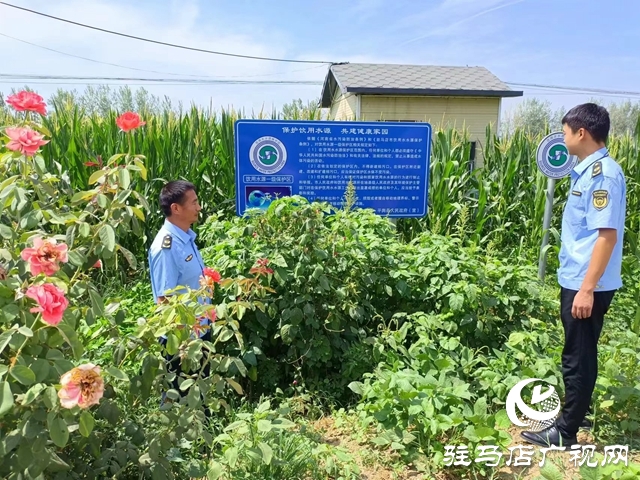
[592,161,602,178]
[161,234,172,249]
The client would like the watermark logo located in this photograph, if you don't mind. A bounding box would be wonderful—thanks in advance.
[506,378,560,429]
[439,377,629,469]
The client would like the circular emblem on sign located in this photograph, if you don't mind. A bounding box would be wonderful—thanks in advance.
[536,132,578,179]
[249,136,287,174]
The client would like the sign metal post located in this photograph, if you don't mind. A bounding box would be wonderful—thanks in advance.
[535,132,578,280]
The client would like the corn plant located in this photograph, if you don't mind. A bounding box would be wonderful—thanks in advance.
[1,94,638,270]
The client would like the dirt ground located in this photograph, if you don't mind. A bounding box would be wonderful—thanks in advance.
[492,425,639,480]
[311,417,639,480]
[312,416,423,480]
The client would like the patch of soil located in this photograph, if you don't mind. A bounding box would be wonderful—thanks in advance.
[311,417,639,480]
[493,426,639,480]
[311,416,424,480]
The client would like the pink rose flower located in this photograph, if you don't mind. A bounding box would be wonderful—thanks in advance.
[58,363,104,409]
[116,112,145,132]
[25,283,69,326]
[21,237,68,276]
[5,91,47,116]
[4,127,49,157]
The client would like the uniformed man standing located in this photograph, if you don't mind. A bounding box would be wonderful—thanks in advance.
[148,180,211,393]
[522,103,627,447]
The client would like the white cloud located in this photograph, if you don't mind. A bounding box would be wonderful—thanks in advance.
[0,0,329,111]
[346,0,387,22]
[397,0,526,46]
[439,0,515,9]
[1,0,633,120]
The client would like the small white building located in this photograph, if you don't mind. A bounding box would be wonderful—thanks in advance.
[320,62,523,164]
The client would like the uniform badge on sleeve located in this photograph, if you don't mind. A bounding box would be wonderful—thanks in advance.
[161,235,172,249]
[592,189,609,210]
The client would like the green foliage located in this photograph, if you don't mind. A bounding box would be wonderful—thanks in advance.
[348,312,513,477]
[207,399,360,480]
[0,110,150,477]
[592,297,640,445]
[347,300,640,477]
[578,455,640,480]
[397,123,640,271]
[0,95,259,479]
[198,195,557,405]
[2,91,638,276]
[199,197,402,399]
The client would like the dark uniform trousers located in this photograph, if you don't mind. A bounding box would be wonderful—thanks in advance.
[555,287,616,438]
[159,330,212,395]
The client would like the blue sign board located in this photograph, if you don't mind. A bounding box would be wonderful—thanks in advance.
[234,120,431,217]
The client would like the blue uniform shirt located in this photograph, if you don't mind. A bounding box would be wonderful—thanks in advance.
[558,147,626,292]
[148,219,210,335]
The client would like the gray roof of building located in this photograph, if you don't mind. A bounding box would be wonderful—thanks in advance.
[320,63,523,107]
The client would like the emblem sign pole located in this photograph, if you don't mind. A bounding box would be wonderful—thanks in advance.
[535,132,578,281]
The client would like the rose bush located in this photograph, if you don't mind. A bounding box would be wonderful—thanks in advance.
[0,92,152,478]
[0,92,258,479]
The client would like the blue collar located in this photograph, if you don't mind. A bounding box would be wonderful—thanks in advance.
[573,147,608,176]
[163,219,196,244]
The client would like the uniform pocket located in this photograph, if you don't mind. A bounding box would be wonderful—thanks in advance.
[566,190,586,226]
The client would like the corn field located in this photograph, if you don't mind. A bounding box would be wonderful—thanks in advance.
[1,98,638,273]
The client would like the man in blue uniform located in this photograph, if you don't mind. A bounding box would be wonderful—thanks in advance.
[148,180,211,395]
[522,103,627,447]
[149,180,205,308]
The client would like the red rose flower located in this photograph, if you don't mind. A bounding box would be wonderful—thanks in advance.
[203,267,221,283]
[116,112,146,132]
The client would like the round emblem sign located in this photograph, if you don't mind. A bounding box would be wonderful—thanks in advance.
[536,132,577,179]
[249,136,287,175]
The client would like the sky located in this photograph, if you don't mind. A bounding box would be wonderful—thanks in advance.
[1,0,639,118]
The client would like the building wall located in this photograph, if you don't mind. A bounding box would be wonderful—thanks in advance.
[328,92,358,121]
[360,95,499,138]
[327,94,500,166]
[359,95,501,166]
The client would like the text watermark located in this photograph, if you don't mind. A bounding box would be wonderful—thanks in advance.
[442,444,629,468]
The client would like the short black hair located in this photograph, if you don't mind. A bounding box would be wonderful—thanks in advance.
[562,103,610,144]
[159,180,196,217]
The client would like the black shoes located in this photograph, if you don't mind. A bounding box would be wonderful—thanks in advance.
[521,417,592,448]
[520,423,578,448]
[580,417,593,430]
